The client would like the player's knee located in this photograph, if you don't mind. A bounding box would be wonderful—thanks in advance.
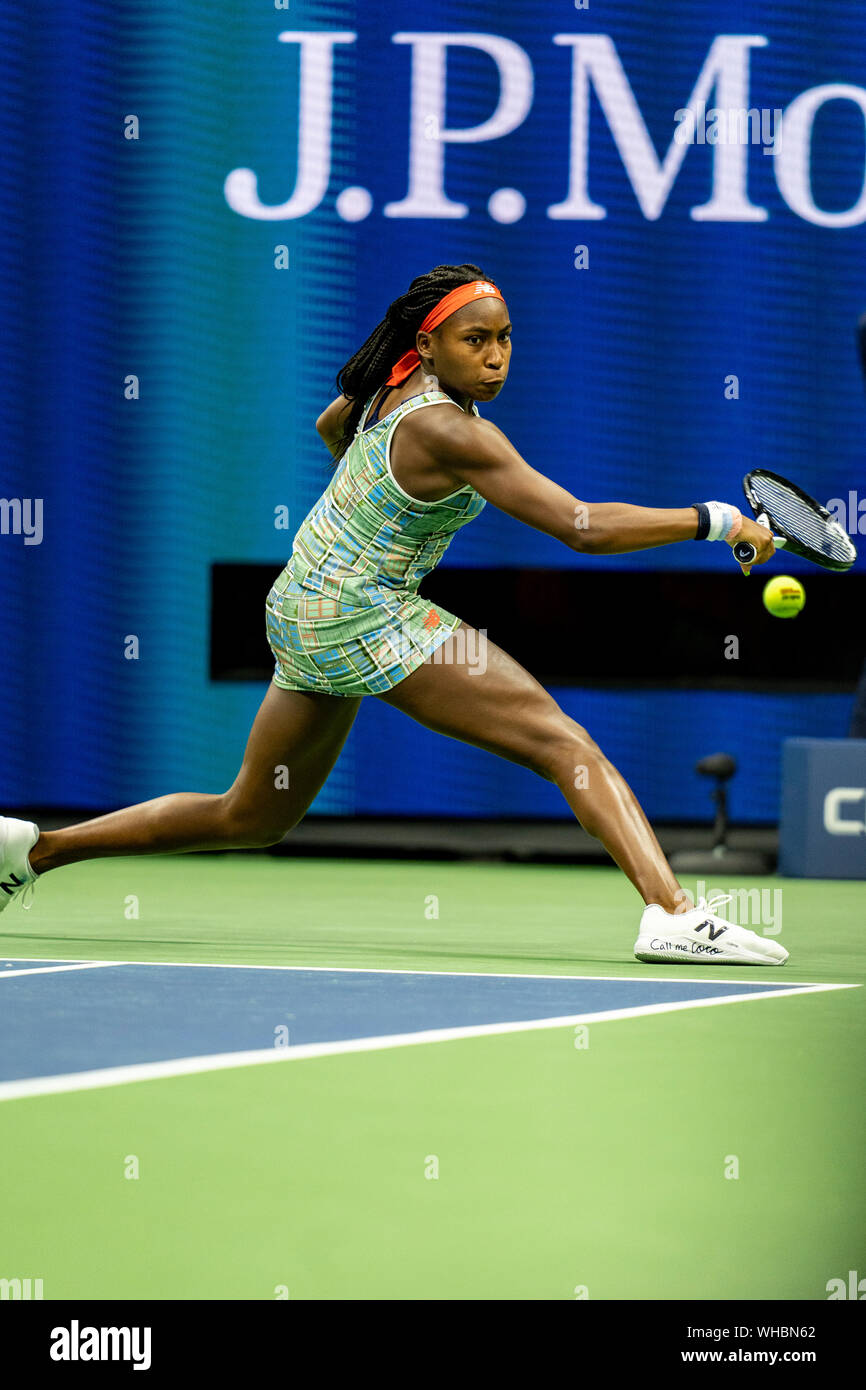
[535,719,603,783]
[218,793,293,848]
[228,818,287,849]
[246,824,290,848]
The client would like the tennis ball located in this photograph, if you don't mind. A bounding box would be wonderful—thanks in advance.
[763,575,806,618]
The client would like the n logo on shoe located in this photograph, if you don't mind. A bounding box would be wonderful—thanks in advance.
[694,918,727,941]
[1,872,24,897]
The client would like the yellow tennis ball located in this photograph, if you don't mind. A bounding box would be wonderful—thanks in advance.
[763,575,806,618]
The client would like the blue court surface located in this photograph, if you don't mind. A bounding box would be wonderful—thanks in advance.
[0,958,834,1096]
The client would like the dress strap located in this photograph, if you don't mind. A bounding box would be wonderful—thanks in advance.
[400,390,481,419]
[357,391,379,432]
[359,386,479,436]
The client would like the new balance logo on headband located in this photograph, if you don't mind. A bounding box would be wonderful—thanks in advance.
[474,282,499,295]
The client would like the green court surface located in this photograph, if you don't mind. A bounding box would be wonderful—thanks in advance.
[1,855,864,1300]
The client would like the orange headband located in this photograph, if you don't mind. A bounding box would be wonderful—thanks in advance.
[385,279,504,387]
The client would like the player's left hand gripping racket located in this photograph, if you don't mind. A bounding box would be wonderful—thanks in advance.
[732,468,857,571]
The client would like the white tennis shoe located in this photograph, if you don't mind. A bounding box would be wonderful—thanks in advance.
[0,816,41,913]
[634,893,788,966]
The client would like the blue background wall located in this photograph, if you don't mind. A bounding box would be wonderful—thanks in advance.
[1,1,863,821]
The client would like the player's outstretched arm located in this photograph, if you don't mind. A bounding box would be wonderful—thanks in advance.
[428,410,774,563]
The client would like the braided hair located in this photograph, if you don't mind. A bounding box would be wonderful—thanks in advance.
[331,263,492,463]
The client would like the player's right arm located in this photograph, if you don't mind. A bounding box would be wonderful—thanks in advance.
[416,408,774,563]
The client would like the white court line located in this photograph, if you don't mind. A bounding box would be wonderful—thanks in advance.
[0,981,853,1104]
[0,962,122,981]
[0,955,841,988]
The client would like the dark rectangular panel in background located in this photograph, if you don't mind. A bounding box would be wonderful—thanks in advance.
[211,564,861,690]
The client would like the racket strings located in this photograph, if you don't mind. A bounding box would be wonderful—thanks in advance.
[752,479,852,561]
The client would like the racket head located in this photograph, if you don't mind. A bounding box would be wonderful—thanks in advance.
[742,469,857,572]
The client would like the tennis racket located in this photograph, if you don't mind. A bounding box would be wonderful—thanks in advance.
[732,468,857,571]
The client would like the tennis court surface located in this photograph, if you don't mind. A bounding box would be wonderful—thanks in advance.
[1,855,863,1300]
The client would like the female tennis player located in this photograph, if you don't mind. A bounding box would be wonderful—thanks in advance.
[0,264,783,965]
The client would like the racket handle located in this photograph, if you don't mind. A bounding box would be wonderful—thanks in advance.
[733,511,770,565]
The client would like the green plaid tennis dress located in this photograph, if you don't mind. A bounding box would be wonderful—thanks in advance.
[265,388,487,696]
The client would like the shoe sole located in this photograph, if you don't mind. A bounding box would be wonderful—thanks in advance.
[634,938,788,966]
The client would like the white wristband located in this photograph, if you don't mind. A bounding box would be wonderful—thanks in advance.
[705,501,742,542]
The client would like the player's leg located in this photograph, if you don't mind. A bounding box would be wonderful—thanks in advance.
[377,624,787,963]
[25,682,361,874]
[375,623,682,910]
